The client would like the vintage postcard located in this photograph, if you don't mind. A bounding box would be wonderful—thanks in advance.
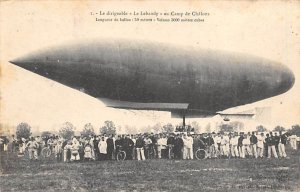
[0,1,299,191]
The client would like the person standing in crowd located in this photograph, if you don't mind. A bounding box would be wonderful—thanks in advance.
[224,133,230,157]
[62,139,68,162]
[150,133,158,158]
[238,133,245,158]
[135,134,146,161]
[230,133,239,158]
[278,131,288,158]
[192,134,199,154]
[47,136,54,154]
[157,134,167,159]
[214,133,221,153]
[185,134,194,159]
[35,136,43,156]
[3,136,9,152]
[86,136,92,158]
[182,134,188,159]
[0,136,5,152]
[19,138,27,155]
[115,135,123,159]
[26,137,39,160]
[205,133,215,158]
[174,134,183,159]
[84,143,93,161]
[111,134,116,160]
[123,135,134,160]
[266,132,278,158]
[98,136,107,160]
[64,140,72,162]
[54,140,63,162]
[162,134,169,158]
[250,132,258,158]
[289,133,297,150]
[257,132,265,158]
[243,134,252,158]
[181,133,187,159]
[144,134,153,159]
[193,134,205,156]
[78,139,85,161]
[274,132,280,154]
[131,135,137,160]
[11,135,17,153]
[106,134,115,160]
[70,137,81,161]
[92,136,99,161]
[220,133,229,158]
[167,133,175,159]
[114,135,122,147]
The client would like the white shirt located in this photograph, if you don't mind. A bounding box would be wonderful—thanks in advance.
[230,137,239,146]
[257,135,265,148]
[243,137,250,145]
[131,138,136,145]
[157,138,167,149]
[289,135,297,141]
[221,136,228,145]
[26,141,38,149]
[144,138,152,145]
[72,140,80,150]
[214,136,221,144]
[183,136,193,148]
[98,140,107,154]
[157,138,167,146]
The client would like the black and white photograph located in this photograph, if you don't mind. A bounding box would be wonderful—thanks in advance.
[0,1,300,191]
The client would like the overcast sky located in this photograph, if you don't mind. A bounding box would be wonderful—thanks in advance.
[1,1,299,134]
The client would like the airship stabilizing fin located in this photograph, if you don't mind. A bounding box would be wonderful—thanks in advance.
[98,98,189,111]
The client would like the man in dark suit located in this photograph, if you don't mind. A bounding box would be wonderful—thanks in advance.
[267,132,278,158]
[274,132,280,154]
[174,134,183,159]
[278,131,288,158]
[123,135,134,160]
[250,132,258,158]
[106,135,115,160]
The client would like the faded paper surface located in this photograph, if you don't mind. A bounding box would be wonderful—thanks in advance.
[0,0,300,135]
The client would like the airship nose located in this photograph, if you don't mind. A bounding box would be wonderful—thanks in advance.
[10,57,31,70]
[9,59,22,66]
[10,55,41,73]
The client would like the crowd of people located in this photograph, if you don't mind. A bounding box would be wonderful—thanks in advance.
[0,131,299,162]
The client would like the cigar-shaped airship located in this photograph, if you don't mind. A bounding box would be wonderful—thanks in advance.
[10,40,295,125]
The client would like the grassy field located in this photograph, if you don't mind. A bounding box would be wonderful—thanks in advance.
[1,149,300,192]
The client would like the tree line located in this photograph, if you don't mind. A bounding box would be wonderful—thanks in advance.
[14,121,300,140]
